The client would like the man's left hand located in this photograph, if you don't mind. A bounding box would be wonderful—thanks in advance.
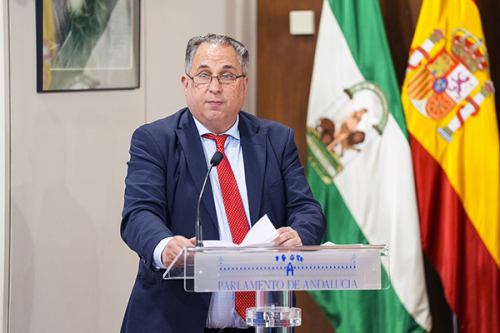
[272,227,302,246]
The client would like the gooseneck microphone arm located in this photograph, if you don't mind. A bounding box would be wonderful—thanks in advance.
[196,151,224,247]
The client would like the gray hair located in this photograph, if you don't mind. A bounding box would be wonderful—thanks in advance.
[185,34,249,76]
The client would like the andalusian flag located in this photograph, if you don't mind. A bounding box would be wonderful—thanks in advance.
[401,0,500,332]
[306,0,432,332]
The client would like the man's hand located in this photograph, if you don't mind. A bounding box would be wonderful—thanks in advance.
[272,227,302,246]
[162,236,196,268]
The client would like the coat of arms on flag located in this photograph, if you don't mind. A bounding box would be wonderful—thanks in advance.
[307,81,388,184]
[406,28,494,143]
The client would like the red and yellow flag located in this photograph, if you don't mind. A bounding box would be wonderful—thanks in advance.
[402,0,500,332]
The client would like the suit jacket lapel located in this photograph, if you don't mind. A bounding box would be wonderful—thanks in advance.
[239,113,266,226]
[174,110,219,237]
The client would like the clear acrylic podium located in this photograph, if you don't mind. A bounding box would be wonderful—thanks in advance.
[163,244,390,332]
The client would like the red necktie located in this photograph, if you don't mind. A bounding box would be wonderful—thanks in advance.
[203,133,255,320]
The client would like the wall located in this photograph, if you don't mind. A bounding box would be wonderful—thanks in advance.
[5,0,256,332]
[1,0,8,330]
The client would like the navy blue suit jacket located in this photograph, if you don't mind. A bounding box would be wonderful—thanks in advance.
[120,108,327,333]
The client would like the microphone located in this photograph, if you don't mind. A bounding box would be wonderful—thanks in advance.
[196,151,224,247]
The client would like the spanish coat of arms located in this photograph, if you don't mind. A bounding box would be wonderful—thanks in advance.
[406,28,494,143]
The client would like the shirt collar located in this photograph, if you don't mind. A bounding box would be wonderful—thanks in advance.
[193,114,240,140]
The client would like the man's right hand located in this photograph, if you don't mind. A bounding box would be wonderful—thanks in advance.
[162,236,196,268]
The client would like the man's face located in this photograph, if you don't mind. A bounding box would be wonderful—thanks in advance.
[182,42,248,134]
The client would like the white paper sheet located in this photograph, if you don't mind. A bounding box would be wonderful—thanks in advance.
[203,214,279,248]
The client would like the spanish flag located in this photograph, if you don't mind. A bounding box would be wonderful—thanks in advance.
[401,1,500,332]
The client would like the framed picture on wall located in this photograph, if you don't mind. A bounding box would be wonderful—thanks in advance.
[36,0,140,92]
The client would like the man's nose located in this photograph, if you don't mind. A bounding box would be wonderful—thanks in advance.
[208,76,222,93]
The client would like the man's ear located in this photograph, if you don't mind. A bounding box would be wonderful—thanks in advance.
[181,75,189,95]
[243,75,249,97]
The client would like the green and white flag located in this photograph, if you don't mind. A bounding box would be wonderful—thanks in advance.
[306,0,432,332]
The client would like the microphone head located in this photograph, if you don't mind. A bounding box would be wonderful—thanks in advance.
[210,151,224,166]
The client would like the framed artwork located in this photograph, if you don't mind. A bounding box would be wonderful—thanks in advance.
[36,0,140,92]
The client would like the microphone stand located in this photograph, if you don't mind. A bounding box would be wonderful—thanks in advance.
[196,152,223,247]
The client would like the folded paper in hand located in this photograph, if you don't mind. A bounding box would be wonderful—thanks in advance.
[203,214,279,247]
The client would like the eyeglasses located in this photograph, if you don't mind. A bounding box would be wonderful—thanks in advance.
[186,73,246,85]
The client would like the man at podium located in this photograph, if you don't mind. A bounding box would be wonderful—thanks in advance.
[120,34,327,333]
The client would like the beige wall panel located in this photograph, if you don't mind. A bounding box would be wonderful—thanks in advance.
[1,0,7,330]
[8,1,143,332]
[6,0,256,332]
